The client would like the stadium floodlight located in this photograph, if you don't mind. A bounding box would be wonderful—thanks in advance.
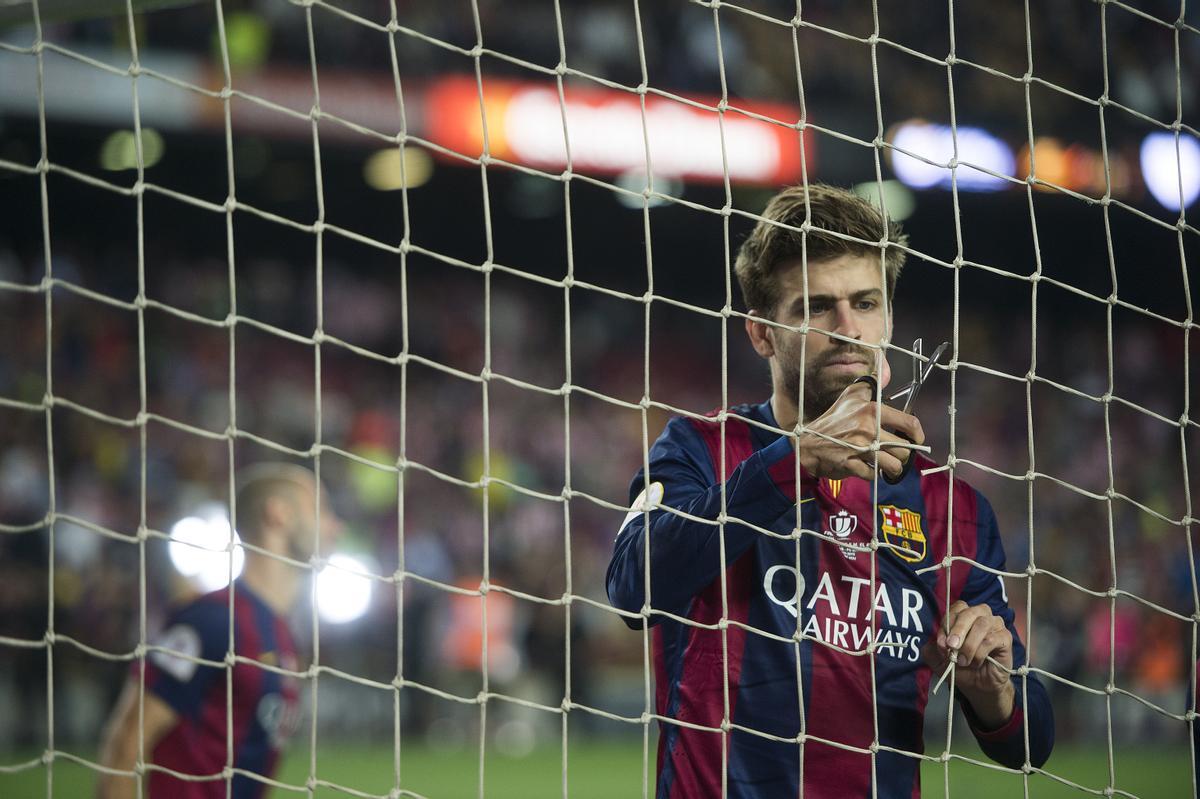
[852,180,916,221]
[99,129,164,172]
[168,511,244,593]
[1140,131,1200,211]
[316,554,374,624]
[888,120,1014,191]
[614,169,682,209]
[363,147,433,191]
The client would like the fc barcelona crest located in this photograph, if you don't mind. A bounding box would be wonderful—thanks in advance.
[878,505,927,563]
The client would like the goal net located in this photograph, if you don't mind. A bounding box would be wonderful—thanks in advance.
[0,0,1196,797]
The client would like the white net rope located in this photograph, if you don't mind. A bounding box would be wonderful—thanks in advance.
[0,0,1195,798]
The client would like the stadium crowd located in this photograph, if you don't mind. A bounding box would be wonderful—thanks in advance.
[0,0,1196,769]
[0,226,1192,754]
[43,0,1199,142]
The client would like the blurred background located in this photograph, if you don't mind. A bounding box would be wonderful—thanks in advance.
[0,0,1198,796]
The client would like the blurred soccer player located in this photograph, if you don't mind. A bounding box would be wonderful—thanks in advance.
[607,184,1054,798]
[96,463,340,799]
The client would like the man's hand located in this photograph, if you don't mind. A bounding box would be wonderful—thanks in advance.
[926,600,1016,729]
[797,378,925,481]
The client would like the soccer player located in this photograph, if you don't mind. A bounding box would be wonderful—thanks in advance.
[96,463,341,799]
[606,184,1054,798]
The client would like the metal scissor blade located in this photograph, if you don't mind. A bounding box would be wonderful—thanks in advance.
[901,340,949,414]
[921,342,949,383]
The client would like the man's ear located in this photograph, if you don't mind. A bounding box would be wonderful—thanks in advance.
[745,312,775,358]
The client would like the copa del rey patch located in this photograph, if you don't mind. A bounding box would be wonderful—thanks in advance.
[879,504,927,563]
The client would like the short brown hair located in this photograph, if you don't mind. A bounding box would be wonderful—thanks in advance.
[734,183,908,317]
[235,463,315,543]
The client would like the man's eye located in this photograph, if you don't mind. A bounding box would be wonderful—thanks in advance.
[857,300,877,311]
[807,303,830,315]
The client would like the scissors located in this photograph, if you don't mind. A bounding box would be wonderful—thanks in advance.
[870,337,947,485]
[887,338,949,415]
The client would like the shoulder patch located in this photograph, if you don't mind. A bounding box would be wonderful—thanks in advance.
[617,481,665,540]
[150,624,204,683]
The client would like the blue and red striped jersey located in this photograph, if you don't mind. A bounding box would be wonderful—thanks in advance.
[142,581,301,799]
[606,401,1054,799]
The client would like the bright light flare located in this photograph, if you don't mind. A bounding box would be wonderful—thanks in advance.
[889,121,1014,191]
[99,129,164,171]
[1140,131,1200,211]
[316,554,374,624]
[363,147,433,191]
[168,514,243,592]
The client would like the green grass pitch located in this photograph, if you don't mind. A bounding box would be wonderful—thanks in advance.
[1,743,1190,797]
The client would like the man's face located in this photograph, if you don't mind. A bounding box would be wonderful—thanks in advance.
[767,253,890,418]
[286,479,343,563]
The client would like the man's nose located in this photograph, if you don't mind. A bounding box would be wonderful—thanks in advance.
[830,301,862,340]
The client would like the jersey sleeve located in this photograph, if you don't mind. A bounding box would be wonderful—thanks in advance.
[143,598,230,719]
[605,417,813,627]
[955,492,1055,770]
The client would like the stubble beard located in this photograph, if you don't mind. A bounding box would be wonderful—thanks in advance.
[778,342,875,422]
